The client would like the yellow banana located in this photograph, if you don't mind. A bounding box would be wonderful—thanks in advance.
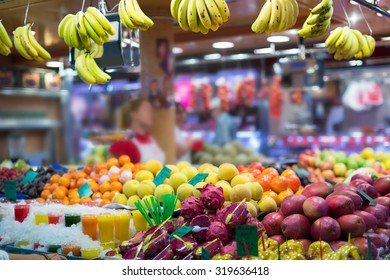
[352,29,368,57]
[290,0,299,26]
[119,0,136,30]
[335,26,351,48]
[27,24,51,60]
[125,0,145,27]
[285,0,294,29]
[325,27,342,48]
[213,0,229,22]
[366,35,375,56]
[267,0,281,33]
[87,6,116,35]
[84,10,106,37]
[132,0,154,28]
[85,53,110,84]
[75,53,97,84]
[0,42,11,56]
[210,23,219,31]
[171,0,182,20]
[78,30,92,51]
[75,11,88,37]
[62,18,74,47]
[20,25,38,58]
[84,16,104,45]
[178,0,191,31]
[0,20,13,49]
[312,0,332,15]
[198,18,209,34]
[277,0,287,32]
[58,14,74,40]
[205,0,223,27]
[251,0,272,34]
[13,27,34,60]
[188,0,200,32]
[196,0,212,29]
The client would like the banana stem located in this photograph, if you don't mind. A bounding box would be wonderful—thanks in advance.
[24,0,31,26]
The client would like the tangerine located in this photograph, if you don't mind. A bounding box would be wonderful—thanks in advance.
[107,158,120,169]
[110,190,120,200]
[50,174,61,184]
[270,175,288,194]
[36,197,46,203]
[92,192,103,200]
[110,173,120,182]
[262,190,280,206]
[48,183,58,193]
[76,178,86,188]
[261,167,279,179]
[83,165,93,175]
[99,169,108,176]
[63,197,70,205]
[58,177,70,187]
[70,197,81,205]
[100,198,111,206]
[100,181,111,194]
[110,181,123,192]
[102,191,112,200]
[256,174,272,192]
[88,181,100,193]
[278,188,294,202]
[118,155,131,166]
[285,175,301,193]
[76,171,88,180]
[68,189,80,199]
[40,189,51,200]
[52,188,66,200]
[121,163,134,172]
[95,162,107,173]
[80,196,92,204]
[281,169,296,177]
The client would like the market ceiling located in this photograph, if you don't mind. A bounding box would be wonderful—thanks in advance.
[0,0,390,63]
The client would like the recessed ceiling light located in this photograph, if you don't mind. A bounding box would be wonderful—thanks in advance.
[350,13,359,24]
[212,41,234,49]
[349,60,363,66]
[254,47,273,54]
[313,43,326,48]
[267,36,290,43]
[381,36,390,41]
[377,12,383,17]
[204,53,222,60]
[350,1,358,5]
[172,47,183,54]
[46,61,64,68]
[182,58,199,65]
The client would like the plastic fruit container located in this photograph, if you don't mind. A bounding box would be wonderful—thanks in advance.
[81,247,101,259]
[62,244,81,256]
[100,241,116,250]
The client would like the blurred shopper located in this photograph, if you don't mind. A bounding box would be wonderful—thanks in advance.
[175,102,192,163]
[212,99,237,146]
[109,98,166,164]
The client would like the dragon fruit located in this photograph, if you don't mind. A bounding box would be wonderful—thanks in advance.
[163,220,175,234]
[222,201,248,227]
[189,214,212,243]
[123,243,145,260]
[153,246,175,260]
[216,207,229,222]
[194,238,223,259]
[119,231,144,255]
[175,216,187,229]
[206,221,231,245]
[200,184,224,210]
[181,197,205,221]
[220,241,237,258]
[171,235,198,256]
[246,216,265,236]
[143,221,169,244]
[142,231,170,258]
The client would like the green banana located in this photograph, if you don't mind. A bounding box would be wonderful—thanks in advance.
[311,0,332,15]
[84,10,106,37]
[63,17,74,47]
[0,42,11,56]
[58,14,74,39]
[251,0,272,33]
[75,54,97,84]
[170,0,182,20]
[87,7,116,35]
[0,20,13,49]
[20,25,38,58]
[188,0,200,32]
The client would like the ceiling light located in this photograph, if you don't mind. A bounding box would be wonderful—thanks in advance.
[182,58,199,65]
[254,47,273,54]
[204,53,222,60]
[377,12,383,17]
[46,61,64,68]
[350,13,359,24]
[267,36,290,43]
[349,60,363,66]
[172,47,183,54]
[350,1,358,5]
[212,41,234,49]
[381,37,390,41]
[283,48,300,55]
[230,53,250,60]
[313,43,326,48]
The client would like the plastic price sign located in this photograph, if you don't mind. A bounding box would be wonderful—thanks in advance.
[22,171,38,184]
[78,183,93,198]
[201,247,211,260]
[188,173,208,186]
[153,166,172,186]
[236,225,259,257]
[4,180,17,202]
[170,226,194,241]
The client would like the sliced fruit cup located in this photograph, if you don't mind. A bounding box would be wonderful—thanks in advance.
[48,213,62,225]
[100,241,116,251]
[14,204,30,223]
[62,244,81,257]
[81,247,101,259]
[14,240,30,248]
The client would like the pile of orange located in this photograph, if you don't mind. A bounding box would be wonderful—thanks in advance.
[38,155,145,206]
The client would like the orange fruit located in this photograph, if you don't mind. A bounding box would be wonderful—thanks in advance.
[52,188,66,200]
[69,180,77,189]
[295,186,304,195]
[44,183,51,190]
[58,186,69,195]
[80,196,92,204]
[83,165,93,175]
[270,175,288,194]
[36,197,46,203]
[92,192,103,200]
[110,173,120,182]
[68,189,80,199]
[63,197,70,205]
[107,158,120,169]
[110,190,120,200]
[102,191,112,200]
[278,188,294,202]
[281,169,296,177]
[48,183,58,193]
[99,169,108,176]
[91,174,100,182]
[40,189,51,200]
[76,171,87,180]
[110,181,123,192]
[256,174,272,192]
[58,177,70,187]
[70,197,81,205]
[285,175,301,193]
[76,178,86,188]
[262,190,280,206]
[121,163,134,172]
[95,162,107,173]
[119,155,131,166]
[100,181,111,194]
[100,198,111,206]
[50,174,61,184]
[88,181,100,193]
[261,168,279,179]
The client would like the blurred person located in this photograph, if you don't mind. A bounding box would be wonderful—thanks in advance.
[109,98,166,164]
[0,250,66,260]
[175,102,192,163]
[211,99,237,146]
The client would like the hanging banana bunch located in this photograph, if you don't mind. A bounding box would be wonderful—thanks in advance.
[118,0,154,31]
[0,20,13,56]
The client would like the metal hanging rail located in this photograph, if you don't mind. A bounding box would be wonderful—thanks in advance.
[352,0,390,18]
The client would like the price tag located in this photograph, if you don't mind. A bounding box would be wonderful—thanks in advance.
[153,166,172,186]
[236,225,259,257]
[367,236,372,260]
[78,183,93,198]
[22,171,38,184]
[4,180,17,202]
[169,226,194,241]
[355,188,377,206]
[188,173,208,186]
[201,247,211,260]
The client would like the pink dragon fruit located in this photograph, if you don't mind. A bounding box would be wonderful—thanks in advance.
[189,214,212,243]
[180,197,205,221]
[123,243,145,260]
[171,235,198,256]
[200,184,224,210]
[222,201,248,227]
[194,238,223,259]
[246,216,265,236]
[175,216,187,229]
[206,221,231,245]
[142,231,170,258]
[119,231,144,255]
[221,241,237,258]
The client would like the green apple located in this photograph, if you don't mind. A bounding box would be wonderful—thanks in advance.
[123,180,139,198]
